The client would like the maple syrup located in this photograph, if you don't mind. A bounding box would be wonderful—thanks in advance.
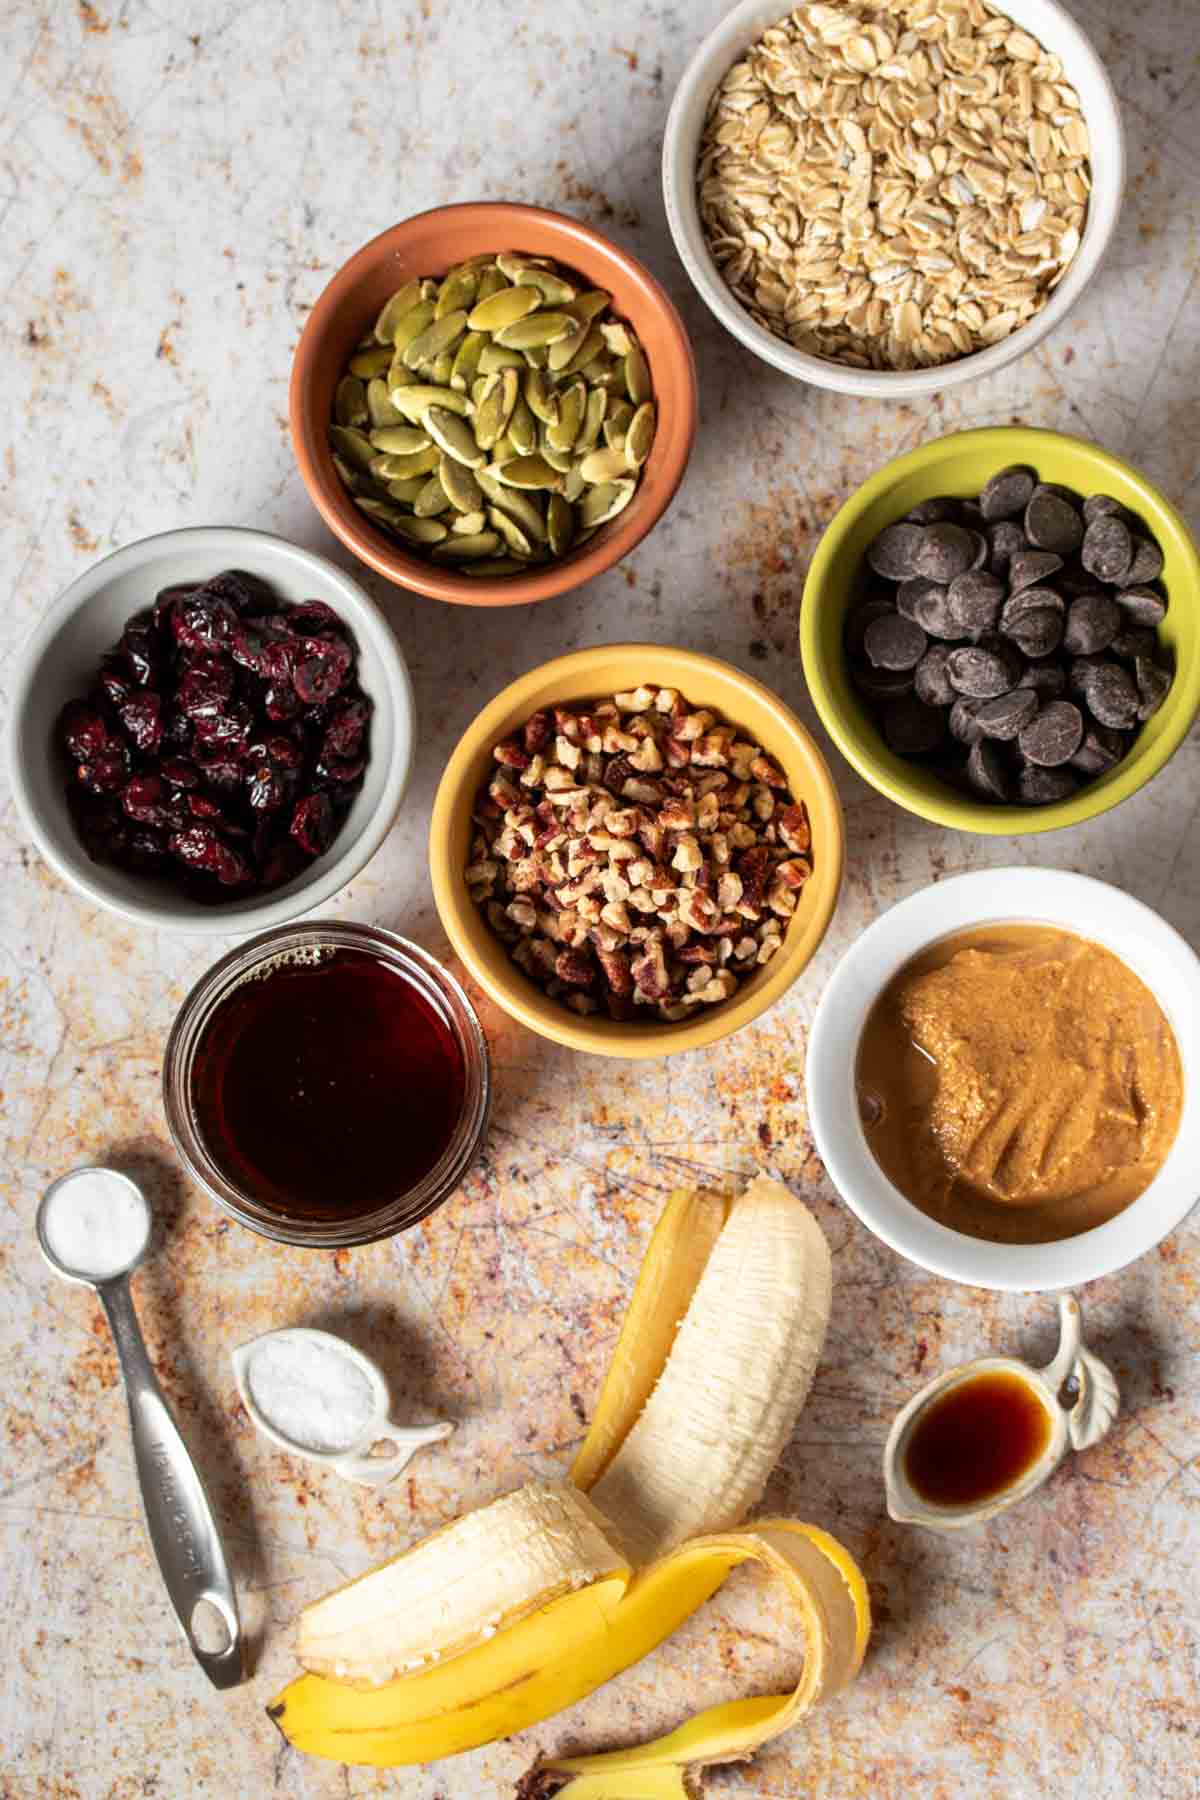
[904,1369,1052,1508]
[191,946,467,1221]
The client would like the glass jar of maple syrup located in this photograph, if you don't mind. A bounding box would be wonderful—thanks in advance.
[163,921,491,1246]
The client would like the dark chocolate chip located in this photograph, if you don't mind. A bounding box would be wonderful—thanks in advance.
[1081,515,1133,583]
[1124,534,1164,586]
[967,529,989,570]
[1024,489,1084,555]
[947,641,1021,699]
[959,499,985,529]
[1082,493,1128,524]
[1016,658,1067,700]
[896,576,946,622]
[949,696,987,745]
[883,695,945,755]
[1038,483,1083,504]
[1018,700,1084,767]
[1056,559,1096,599]
[1062,591,1120,656]
[914,644,958,707]
[987,520,1026,574]
[966,737,1010,800]
[1115,585,1167,628]
[867,522,927,580]
[1009,548,1064,593]
[1134,656,1172,721]
[947,569,1005,634]
[1018,765,1078,805]
[1004,606,1064,659]
[852,661,916,701]
[844,597,897,658]
[913,522,978,583]
[980,464,1036,522]
[1067,654,1110,701]
[912,586,963,640]
[1086,662,1140,730]
[864,613,928,671]
[1070,723,1127,776]
[905,497,959,524]
[976,687,1039,741]
[1000,585,1065,628]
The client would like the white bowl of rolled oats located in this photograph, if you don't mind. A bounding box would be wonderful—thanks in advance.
[663,0,1123,395]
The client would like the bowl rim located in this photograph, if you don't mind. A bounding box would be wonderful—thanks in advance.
[799,424,1200,834]
[806,868,1200,1292]
[289,201,699,607]
[661,0,1125,397]
[5,524,416,934]
[429,642,845,1057]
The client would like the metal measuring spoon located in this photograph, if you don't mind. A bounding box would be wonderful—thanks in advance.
[36,1167,244,1689]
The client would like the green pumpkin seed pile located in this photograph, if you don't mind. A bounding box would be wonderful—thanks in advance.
[329,252,657,577]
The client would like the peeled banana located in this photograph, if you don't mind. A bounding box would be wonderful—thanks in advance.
[269,1175,869,1785]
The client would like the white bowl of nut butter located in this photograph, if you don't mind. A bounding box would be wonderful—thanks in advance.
[806,869,1200,1290]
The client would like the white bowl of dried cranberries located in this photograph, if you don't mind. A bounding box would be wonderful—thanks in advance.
[7,526,415,932]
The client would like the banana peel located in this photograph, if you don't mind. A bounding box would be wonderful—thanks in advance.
[268,1177,870,1783]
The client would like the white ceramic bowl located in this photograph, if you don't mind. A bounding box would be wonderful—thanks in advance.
[806,870,1200,1290]
[7,526,415,933]
[663,0,1125,399]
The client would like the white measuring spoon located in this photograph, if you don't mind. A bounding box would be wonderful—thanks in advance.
[36,1167,244,1689]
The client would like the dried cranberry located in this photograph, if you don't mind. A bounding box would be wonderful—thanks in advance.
[153,583,195,631]
[286,599,342,636]
[172,594,239,653]
[69,790,128,863]
[199,570,275,615]
[162,708,192,750]
[293,637,351,704]
[187,792,247,835]
[315,754,366,787]
[59,700,110,762]
[178,655,235,719]
[120,618,160,686]
[76,744,130,795]
[122,774,169,825]
[261,681,300,720]
[192,700,254,753]
[118,691,163,755]
[124,827,169,871]
[190,741,244,790]
[246,764,284,811]
[322,695,372,762]
[97,663,134,713]
[160,755,200,788]
[168,826,251,887]
[264,731,304,769]
[259,838,306,889]
[289,792,335,857]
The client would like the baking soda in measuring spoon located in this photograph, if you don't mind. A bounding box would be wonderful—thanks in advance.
[40,1168,151,1279]
[244,1334,376,1454]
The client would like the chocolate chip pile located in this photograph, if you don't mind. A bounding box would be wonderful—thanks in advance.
[464,685,812,1022]
[57,570,371,898]
[846,469,1174,804]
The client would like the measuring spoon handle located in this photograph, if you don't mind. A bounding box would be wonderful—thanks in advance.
[98,1277,244,1689]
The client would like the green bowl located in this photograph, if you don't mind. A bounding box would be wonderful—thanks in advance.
[800,426,1200,835]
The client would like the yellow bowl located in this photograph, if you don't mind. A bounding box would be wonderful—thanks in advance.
[430,645,844,1057]
[800,426,1200,835]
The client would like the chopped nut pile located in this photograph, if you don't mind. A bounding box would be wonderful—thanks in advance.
[698,0,1091,371]
[465,686,813,1022]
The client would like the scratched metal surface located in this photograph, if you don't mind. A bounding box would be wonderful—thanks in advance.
[2,1,1199,1795]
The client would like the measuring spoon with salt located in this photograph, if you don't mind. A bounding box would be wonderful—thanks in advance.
[36,1167,244,1689]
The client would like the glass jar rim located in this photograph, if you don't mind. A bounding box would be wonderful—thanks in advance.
[162,918,491,1247]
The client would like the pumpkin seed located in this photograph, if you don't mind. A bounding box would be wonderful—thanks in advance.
[332,452,367,493]
[478,341,526,375]
[561,462,586,504]
[495,311,576,350]
[450,331,486,391]
[425,405,486,468]
[330,425,377,472]
[579,444,630,485]
[475,265,508,302]
[479,476,547,544]
[468,286,540,333]
[439,455,483,514]
[430,530,503,561]
[403,309,468,371]
[565,325,605,373]
[625,344,651,404]
[436,268,478,318]
[386,476,430,504]
[603,399,634,448]
[488,454,564,491]
[492,432,518,463]
[430,349,456,386]
[579,479,634,528]
[391,299,437,357]
[600,321,634,356]
[522,342,551,369]
[387,356,417,390]
[389,384,471,420]
[370,425,433,455]
[507,392,538,456]
[349,344,394,378]
[548,379,587,453]
[566,289,612,324]
[452,509,488,535]
[547,492,576,558]
[335,375,368,426]
[576,386,607,453]
[464,556,528,576]
[355,496,410,528]
[366,377,405,428]
[374,280,423,344]
[523,366,559,424]
[539,427,573,474]
[413,475,452,518]
[474,368,519,451]
[373,444,441,481]
[624,402,655,469]
[548,320,590,373]
[512,264,577,304]
[488,506,535,557]
[392,514,451,546]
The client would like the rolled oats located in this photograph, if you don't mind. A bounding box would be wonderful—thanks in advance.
[697,0,1091,371]
[465,687,813,1021]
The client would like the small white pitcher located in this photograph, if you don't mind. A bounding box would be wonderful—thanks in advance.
[884,1294,1119,1531]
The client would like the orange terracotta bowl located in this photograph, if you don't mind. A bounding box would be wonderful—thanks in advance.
[290,203,698,606]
